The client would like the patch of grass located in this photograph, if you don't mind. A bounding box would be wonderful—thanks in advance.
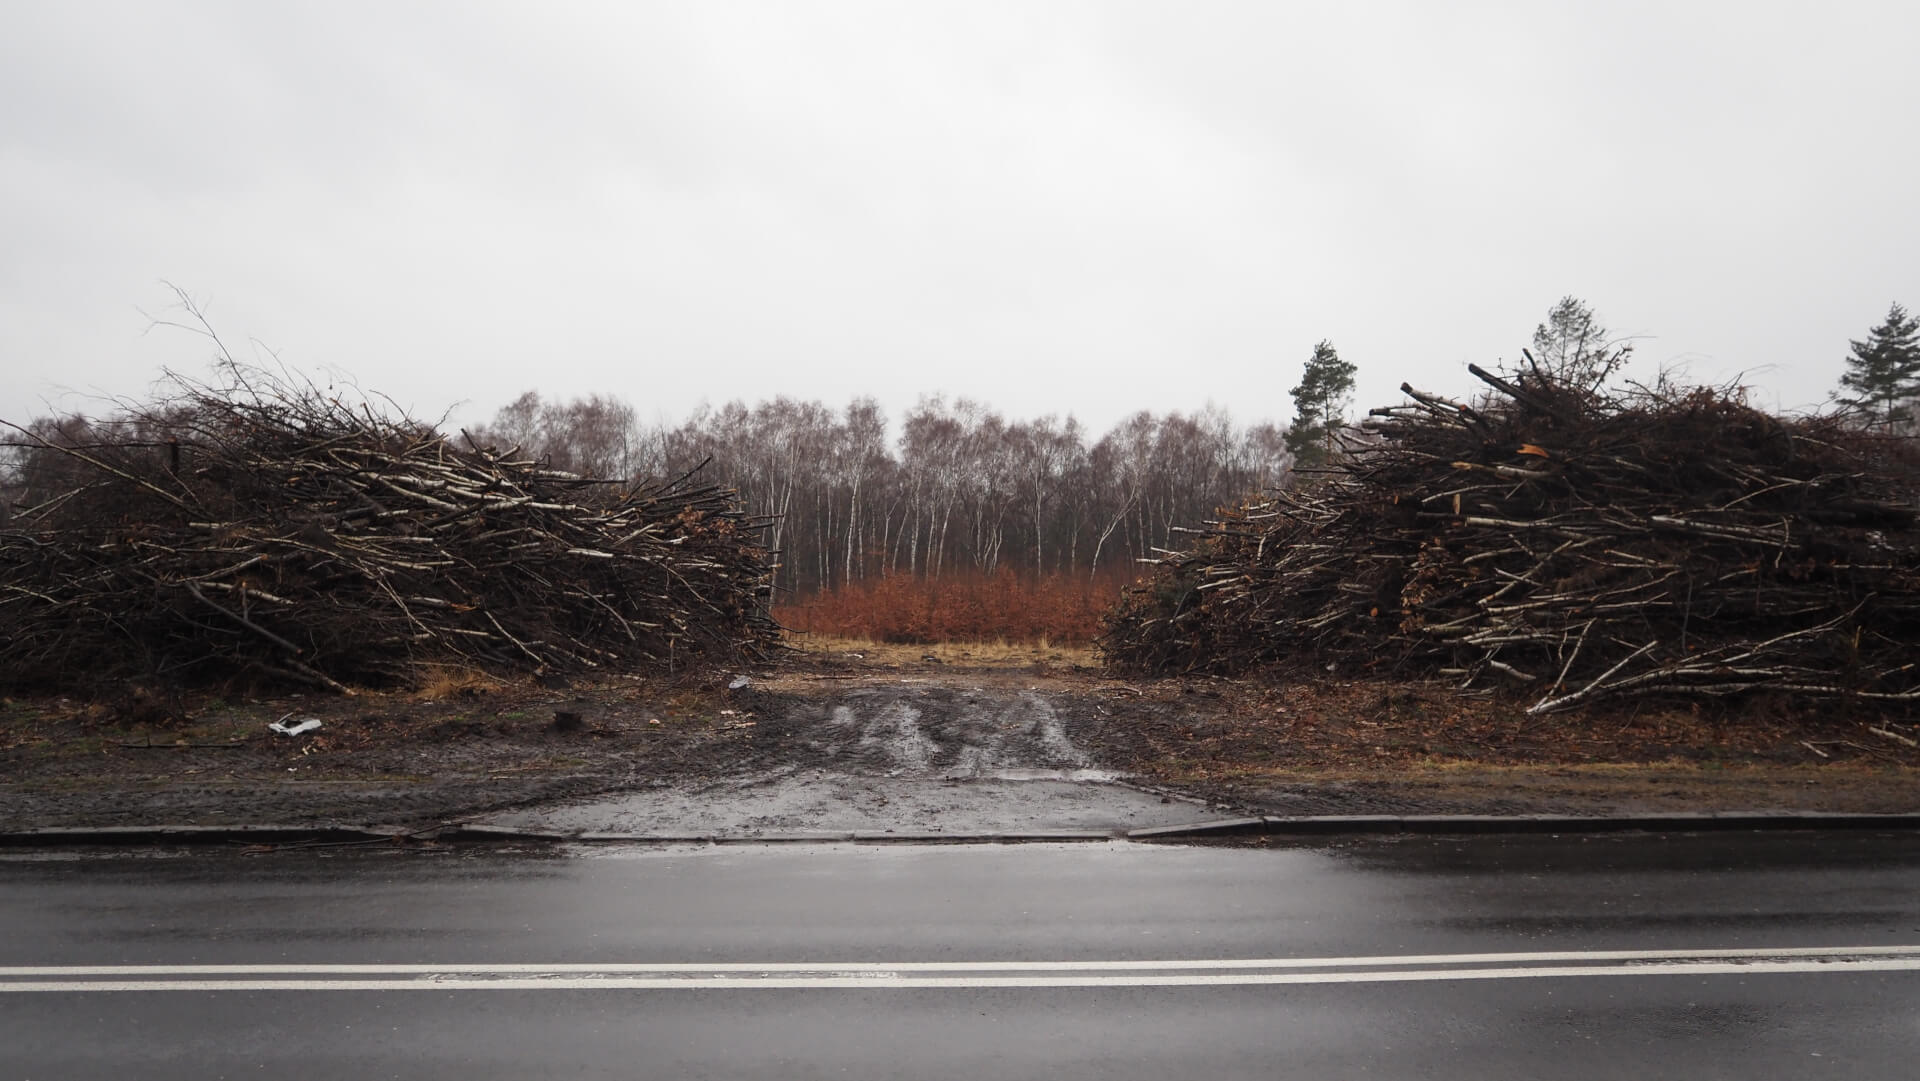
[180,717,256,743]
[413,666,508,702]
[488,755,590,774]
[783,634,1097,669]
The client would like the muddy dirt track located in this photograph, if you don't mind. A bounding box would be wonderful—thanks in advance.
[3,645,1917,831]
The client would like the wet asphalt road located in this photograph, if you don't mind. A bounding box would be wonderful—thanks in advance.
[3,832,1919,1079]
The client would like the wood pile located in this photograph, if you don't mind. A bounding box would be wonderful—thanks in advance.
[1102,365,1920,712]
[0,371,778,693]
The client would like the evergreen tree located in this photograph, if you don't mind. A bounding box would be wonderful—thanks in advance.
[1528,295,1628,391]
[1837,302,1920,432]
[1284,340,1356,470]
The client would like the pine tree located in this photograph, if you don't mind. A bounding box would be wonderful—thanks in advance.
[1527,295,1628,391]
[1837,303,1920,432]
[1284,340,1356,471]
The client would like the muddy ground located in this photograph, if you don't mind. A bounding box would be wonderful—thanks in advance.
[3,642,1917,830]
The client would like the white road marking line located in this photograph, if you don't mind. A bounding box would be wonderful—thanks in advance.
[4,959,1920,992]
[2,948,1918,991]
[4,944,1918,978]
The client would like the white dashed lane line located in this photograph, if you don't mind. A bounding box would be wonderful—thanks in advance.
[5,946,1919,992]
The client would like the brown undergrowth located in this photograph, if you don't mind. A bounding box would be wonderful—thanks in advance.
[774,569,1129,644]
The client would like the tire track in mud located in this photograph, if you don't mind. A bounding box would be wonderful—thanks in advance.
[806,687,1095,778]
[466,679,1208,836]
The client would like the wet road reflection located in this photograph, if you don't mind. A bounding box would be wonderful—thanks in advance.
[3,832,1917,1078]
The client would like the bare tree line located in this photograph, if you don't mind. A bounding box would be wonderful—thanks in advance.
[464,392,1294,600]
[1,389,1292,601]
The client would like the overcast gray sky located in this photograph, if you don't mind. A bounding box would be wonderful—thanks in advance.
[4,0,1917,437]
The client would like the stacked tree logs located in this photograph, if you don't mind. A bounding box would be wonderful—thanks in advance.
[1102,365,1920,712]
[0,371,778,693]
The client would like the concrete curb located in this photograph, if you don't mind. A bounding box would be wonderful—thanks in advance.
[0,824,408,846]
[439,826,1124,845]
[1126,811,1920,839]
[3,812,1918,848]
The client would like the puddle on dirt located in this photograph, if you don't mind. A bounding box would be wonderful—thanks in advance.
[475,770,1223,837]
[952,768,1125,783]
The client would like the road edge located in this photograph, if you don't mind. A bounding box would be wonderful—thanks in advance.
[5,812,1920,848]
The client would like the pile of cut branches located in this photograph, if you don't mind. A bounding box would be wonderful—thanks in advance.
[0,367,777,693]
[1103,365,1920,712]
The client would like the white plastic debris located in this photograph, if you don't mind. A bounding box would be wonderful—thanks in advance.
[728,675,751,692]
[269,716,323,737]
